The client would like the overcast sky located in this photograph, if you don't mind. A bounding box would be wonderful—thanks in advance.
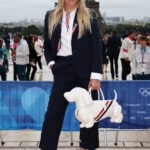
[0,0,149,22]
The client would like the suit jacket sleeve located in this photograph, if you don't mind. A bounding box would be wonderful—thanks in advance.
[90,11,103,74]
[44,11,53,65]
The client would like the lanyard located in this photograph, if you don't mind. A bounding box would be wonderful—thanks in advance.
[17,40,22,47]
[140,47,147,63]
[66,12,70,32]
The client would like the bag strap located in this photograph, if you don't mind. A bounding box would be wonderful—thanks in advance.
[89,88,105,101]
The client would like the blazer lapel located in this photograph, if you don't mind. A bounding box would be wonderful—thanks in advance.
[56,20,62,38]
[51,16,62,40]
[72,11,78,36]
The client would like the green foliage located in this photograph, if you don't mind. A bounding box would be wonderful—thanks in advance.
[0,25,44,38]
[105,24,150,36]
[145,23,150,27]
[1,23,150,38]
[22,25,41,36]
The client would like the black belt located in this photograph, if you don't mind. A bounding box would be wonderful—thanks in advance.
[56,55,73,61]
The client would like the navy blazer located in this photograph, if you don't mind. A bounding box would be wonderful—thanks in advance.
[44,9,103,78]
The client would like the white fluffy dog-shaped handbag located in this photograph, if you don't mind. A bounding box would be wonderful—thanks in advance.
[64,87,123,128]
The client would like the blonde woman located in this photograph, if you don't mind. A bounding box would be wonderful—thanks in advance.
[39,0,103,149]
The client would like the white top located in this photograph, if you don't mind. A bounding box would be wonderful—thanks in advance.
[48,8,102,80]
[16,39,29,65]
[132,46,150,75]
[34,38,43,57]
[120,37,135,61]
[57,8,76,56]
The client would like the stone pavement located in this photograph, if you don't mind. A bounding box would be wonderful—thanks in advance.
[0,130,150,149]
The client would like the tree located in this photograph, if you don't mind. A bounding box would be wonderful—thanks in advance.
[22,25,41,36]
[145,23,150,27]
[104,24,150,36]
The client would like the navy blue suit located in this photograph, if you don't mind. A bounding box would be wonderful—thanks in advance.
[39,9,102,150]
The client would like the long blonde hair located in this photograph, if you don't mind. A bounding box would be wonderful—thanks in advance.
[48,0,92,39]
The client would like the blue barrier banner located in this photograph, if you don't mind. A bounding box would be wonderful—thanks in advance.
[0,81,150,130]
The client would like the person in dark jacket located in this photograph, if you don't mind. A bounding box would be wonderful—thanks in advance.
[102,34,109,73]
[107,31,121,79]
[26,36,37,80]
[39,0,103,149]
[4,33,10,53]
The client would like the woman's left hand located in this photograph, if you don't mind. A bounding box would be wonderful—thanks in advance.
[88,79,100,90]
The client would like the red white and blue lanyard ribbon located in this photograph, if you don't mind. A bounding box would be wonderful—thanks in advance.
[66,12,70,32]
[140,47,147,63]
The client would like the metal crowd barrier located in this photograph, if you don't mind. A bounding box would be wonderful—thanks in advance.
[0,81,150,148]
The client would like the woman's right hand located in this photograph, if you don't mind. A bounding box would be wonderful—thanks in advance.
[49,64,53,69]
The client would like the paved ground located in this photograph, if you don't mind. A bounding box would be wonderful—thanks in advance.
[0,130,150,149]
[0,54,149,149]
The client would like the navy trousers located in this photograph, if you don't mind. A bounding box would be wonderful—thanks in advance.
[0,68,6,81]
[39,56,99,150]
[16,64,27,81]
[109,55,119,79]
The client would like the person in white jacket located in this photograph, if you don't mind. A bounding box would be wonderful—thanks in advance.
[132,36,150,80]
[34,33,43,71]
[13,33,29,80]
[120,30,136,80]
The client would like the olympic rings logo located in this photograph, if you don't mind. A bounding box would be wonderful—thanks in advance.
[139,88,150,97]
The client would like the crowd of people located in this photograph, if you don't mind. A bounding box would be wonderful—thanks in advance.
[102,30,150,80]
[0,33,44,81]
[0,31,150,81]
